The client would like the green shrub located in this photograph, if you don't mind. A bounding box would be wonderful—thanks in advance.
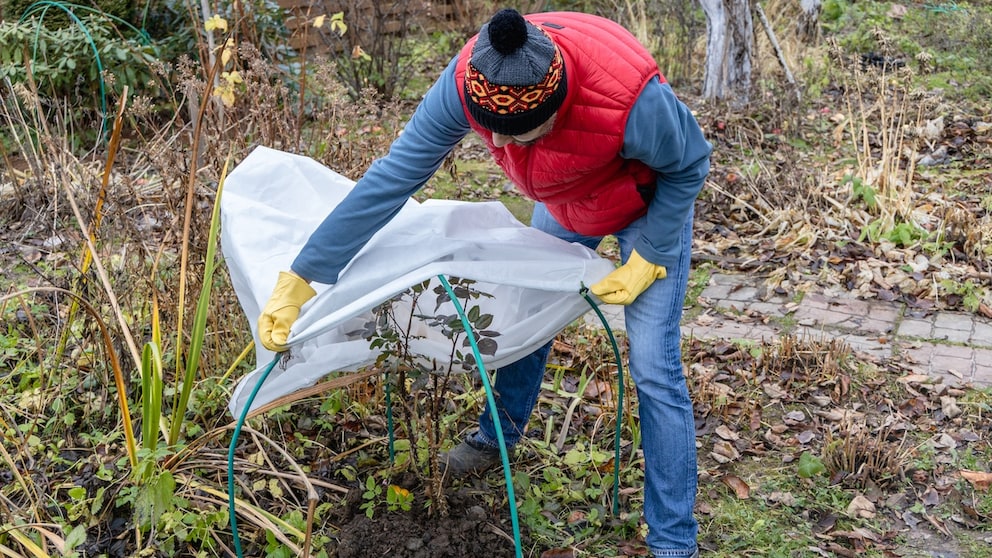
[2,0,137,27]
[0,14,160,136]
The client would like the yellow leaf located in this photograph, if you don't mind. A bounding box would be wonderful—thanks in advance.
[213,85,235,107]
[313,14,326,28]
[221,70,242,85]
[331,12,347,36]
[269,478,284,499]
[219,87,235,107]
[221,37,236,66]
[204,14,228,33]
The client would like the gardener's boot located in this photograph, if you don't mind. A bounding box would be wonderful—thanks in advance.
[440,432,504,477]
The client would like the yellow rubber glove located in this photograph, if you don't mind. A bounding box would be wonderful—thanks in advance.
[590,249,667,305]
[258,271,316,351]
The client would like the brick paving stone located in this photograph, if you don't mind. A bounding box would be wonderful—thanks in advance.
[687,320,743,339]
[749,322,786,339]
[931,344,975,379]
[934,312,974,333]
[743,301,790,317]
[897,318,934,338]
[863,301,903,324]
[834,332,892,360]
[841,315,896,335]
[932,326,972,344]
[972,321,992,348]
[897,343,971,386]
[931,356,974,380]
[798,307,859,328]
[708,273,741,286]
[698,283,734,301]
[897,343,933,369]
[975,348,992,368]
[932,343,976,359]
[973,349,992,387]
[827,297,873,317]
[725,285,760,302]
[799,293,833,309]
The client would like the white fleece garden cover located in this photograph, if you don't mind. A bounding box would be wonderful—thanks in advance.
[222,146,615,417]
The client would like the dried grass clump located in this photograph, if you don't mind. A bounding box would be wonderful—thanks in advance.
[759,333,855,389]
[822,420,908,489]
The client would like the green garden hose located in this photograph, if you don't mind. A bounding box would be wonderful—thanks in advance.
[581,288,626,516]
[227,278,626,558]
[437,275,523,558]
[227,352,280,558]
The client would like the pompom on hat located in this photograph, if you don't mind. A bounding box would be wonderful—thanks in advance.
[464,8,567,136]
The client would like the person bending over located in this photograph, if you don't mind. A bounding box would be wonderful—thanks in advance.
[258,8,711,557]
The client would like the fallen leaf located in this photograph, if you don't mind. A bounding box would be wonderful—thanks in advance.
[846,493,876,519]
[898,374,933,385]
[617,541,651,556]
[823,543,857,557]
[957,430,980,442]
[540,548,576,558]
[979,302,992,319]
[784,410,807,424]
[804,546,833,557]
[924,510,953,536]
[812,512,838,535]
[584,379,613,399]
[715,424,740,441]
[721,474,750,499]
[809,395,832,406]
[767,490,797,507]
[567,510,586,524]
[764,430,784,447]
[932,433,957,450]
[814,409,865,422]
[960,470,992,491]
[940,396,962,418]
[763,383,787,399]
[832,527,881,543]
[711,440,741,463]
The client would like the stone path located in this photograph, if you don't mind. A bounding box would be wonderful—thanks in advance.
[588,272,992,389]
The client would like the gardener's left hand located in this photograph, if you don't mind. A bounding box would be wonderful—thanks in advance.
[590,249,667,305]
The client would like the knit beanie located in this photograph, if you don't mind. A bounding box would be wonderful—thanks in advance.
[464,8,567,136]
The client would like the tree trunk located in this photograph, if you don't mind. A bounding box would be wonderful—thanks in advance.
[699,0,754,106]
[797,0,822,43]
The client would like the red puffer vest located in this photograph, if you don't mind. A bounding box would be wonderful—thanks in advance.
[455,12,663,235]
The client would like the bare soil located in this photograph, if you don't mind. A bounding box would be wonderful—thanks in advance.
[329,478,523,558]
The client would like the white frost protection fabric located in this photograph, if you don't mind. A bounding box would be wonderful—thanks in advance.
[222,146,615,416]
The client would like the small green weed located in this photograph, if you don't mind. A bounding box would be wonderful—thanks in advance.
[386,484,414,512]
[939,278,989,313]
[360,475,383,519]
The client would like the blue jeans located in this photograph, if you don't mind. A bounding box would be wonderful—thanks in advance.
[475,203,699,558]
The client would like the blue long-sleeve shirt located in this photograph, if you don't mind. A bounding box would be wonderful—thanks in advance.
[292,57,711,284]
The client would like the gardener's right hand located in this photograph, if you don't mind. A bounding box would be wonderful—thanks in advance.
[258,271,316,351]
